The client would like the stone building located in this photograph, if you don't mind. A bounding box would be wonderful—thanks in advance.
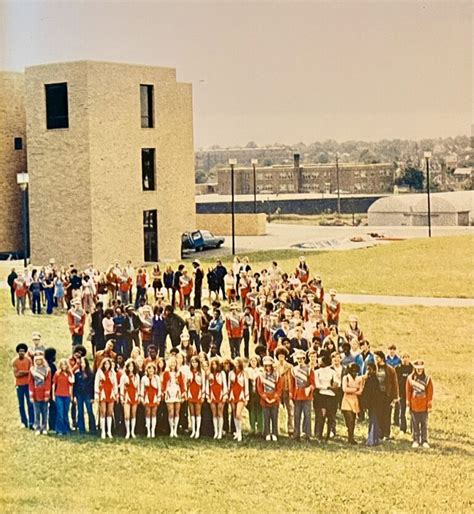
[0,72,27,254]
[24,60,195,268]
[217,154,394,195]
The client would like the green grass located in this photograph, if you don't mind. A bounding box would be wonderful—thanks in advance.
[194,235,474,299]
[1,290,473,513]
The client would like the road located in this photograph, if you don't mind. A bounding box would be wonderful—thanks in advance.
[337,293,474,308]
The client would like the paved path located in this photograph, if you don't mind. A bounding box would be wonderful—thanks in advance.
[338,293,474,308]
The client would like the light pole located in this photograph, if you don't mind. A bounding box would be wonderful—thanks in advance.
[16,172,29,267]
[424,151,432,237]
[251,158,258,213]
[335,153,341,216]
[229,159,237,255]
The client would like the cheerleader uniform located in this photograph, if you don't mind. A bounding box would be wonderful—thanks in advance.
[120,373,140,438]
[162,370,185,437]
[187,371,206,438]
[94,369,118,438]
[229,370,249,441]
[140,374,161,437]
[207,370,228,439]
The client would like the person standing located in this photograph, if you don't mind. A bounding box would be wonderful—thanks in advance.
[162,357,186,438]
[140,363,161,438]
[228,357,249,442]
[124,305,142,357]
[186,356,206,439]
[12,343,34,429]
[275,347,294,437]
[73,357,96,434]
[257,356,283,441]
[341,363,364,444]
[373,351,399,440]
[362,362,383,447]
[94,357,118,439]
[52,358,75,436]
[164,305,186,349]
[314,355,338,441]
[407,360,434,449]
[29,270,42,315]
[13,273,28,315]
[67,298,86,347]
[396,352,414,433]
[28,352,52,435]
[290,349,314,441]
[213,260,227,300]
[172,264,184,308]
[192,260,204,309]
[90,301,106,354]
[325,289,341,327]
[185,306,202,353]
[7,268,17,307]
[226,303,244,359]
[207,358,227,439]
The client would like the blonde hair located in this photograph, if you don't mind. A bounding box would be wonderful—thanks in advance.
[58,358,70,372]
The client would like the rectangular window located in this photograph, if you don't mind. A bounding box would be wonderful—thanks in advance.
[140,84,154,128]
[14,137,23,150]
[141,148,156,191]
[143,210,158,262]
[45,82,69,129]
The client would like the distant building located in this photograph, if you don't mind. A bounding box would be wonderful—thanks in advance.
[0,72,27,254]
[195,182,218,195]
[368,191,474,226]
[2,60,196,268]
[217,154,394,195]
[453,167,473,183]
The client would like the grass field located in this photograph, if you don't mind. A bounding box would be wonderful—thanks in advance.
[1,284,473,513]
[193,234,474,299]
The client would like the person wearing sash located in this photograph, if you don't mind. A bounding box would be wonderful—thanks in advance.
[290,349,315,441]
[407,360,434,449]
[257,356,283,441]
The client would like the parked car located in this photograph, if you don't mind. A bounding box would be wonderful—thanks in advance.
[181,230,225,253]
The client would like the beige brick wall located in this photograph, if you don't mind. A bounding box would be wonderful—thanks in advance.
[196,213,267,235]
[25,61,196,269]
[0,72,27,253]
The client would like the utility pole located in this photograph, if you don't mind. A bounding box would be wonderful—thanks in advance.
[424,152,432,237]
[336,153,341,216]
[229,159,237,254]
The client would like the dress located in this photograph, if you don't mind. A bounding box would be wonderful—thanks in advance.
[94,369,117,403]
[208,371,227,404]
[141,375,161,407]
[162,370,185,403]
[120,373,140,405]
[341,374,364,413]
[228,370,249,404]
[187,371,205,404]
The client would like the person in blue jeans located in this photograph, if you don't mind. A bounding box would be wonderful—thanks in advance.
[53,358,74,435]
[12,343,34,428]
[42,274,55,315]
[44,347,57,431]
[113,307,127,356]
[29,270,42,315]
[74,357,96,434]
[362,362,383,447]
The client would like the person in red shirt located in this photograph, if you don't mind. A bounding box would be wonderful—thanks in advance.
[187,356,206,439]
[228,357,249,442]
[257,356,283,441]
[52,358,75,435]
[12,343,34,428]
[94,357,118,439]
[407,360,434,449]
[13,273,28,315]
[120,359,140,439]
[29,352,52,435]
[140,363,161,438]
[68,298,86,347]
[325,289,341,327]
[207,358,228,439]
[226,304,244,359]
[290,349,315,441]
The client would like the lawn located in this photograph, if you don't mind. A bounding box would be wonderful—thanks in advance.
[194,234,474,299]
[1,289,473,513]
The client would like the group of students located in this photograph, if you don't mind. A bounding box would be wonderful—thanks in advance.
[10,255,434,448]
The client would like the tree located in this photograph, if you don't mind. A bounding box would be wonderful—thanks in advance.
[395,167,424,191]
[318,152,329,164]
[245,141,258,148]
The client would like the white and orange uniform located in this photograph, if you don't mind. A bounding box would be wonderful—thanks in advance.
[120,373,140,405]
[207,371,228,404]
[162,370,186,403]
[140,374,162,407]
[94,369,118,403]
[228,369,249,404]
[187,370,206,404]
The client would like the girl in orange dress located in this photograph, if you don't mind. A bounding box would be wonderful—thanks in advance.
[187,356,206,439]
[94,357,118,439]
[228,357,249,442]
[207,357,228,439]
[120,359,140,439]
[140,363,161,438]
[162,357,186,438]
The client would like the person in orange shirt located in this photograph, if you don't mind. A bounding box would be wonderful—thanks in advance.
[187,356,206,439]
[12,343,34,428]
[52,358,75,435]
[407,360,434,449]
[290,349,315,441]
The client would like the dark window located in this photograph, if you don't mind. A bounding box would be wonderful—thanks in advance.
[141,148,156,191]
[143,210,158,262]
[45,82,69,129]
[140,84,154,128]
[14,137,23,150]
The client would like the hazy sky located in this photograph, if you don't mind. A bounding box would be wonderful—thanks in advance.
[1,0,472,148]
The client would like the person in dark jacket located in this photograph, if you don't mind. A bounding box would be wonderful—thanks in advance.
[7,268,17,307]
[361,362,383,446]
[164,305,185,348]
[192,260,204,309]
[44,347,57,431]
[123,305,142,357]
[73,357,96,433]
[90,302,105,354]
[213,260,227,300]
[373,350,399,440]
[396,352,414,433]
[152,306,167,357]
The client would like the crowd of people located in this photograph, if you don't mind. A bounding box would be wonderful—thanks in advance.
[10,255,434,448]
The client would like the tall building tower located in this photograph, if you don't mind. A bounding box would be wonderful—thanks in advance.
[25,61,195,268]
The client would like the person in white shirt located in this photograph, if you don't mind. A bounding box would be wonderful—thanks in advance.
[314,355,338,441]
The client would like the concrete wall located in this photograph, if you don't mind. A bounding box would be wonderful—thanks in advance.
[25,61,195,269]
[368,211,462,226]
[0,72,27,253]
[196,213,267,236]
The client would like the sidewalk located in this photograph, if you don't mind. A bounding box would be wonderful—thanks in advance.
[337,293,474,308]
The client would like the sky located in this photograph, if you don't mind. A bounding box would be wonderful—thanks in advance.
[0,0,472,148]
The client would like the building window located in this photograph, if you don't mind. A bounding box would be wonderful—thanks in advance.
[140,84,154,128]
[143,210,158,262]
[14,137,23,150]
[141,148,156,191]
[45,82,69,129]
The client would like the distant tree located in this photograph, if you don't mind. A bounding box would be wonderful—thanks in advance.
[195,169,208,184]
[318,152,329,164]
[263,158,273,166]
[246,141,258,148]
[395,167,424,191]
